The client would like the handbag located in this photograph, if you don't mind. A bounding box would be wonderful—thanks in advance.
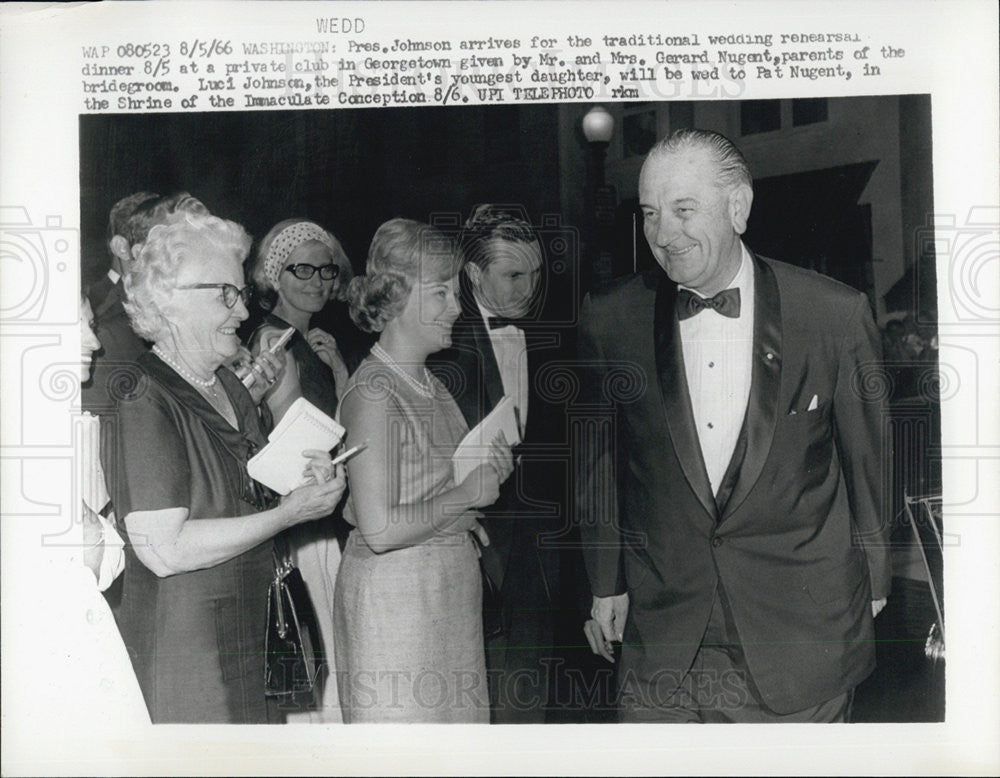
[264,548,320,698]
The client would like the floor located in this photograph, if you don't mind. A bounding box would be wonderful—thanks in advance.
[542,573,945,723]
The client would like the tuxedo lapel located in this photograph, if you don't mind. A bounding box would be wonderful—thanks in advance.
[465,305,505,413]
[87,273,114,317]
[720,254,782,519]
[653,272,717,521]
[93,278,125,321]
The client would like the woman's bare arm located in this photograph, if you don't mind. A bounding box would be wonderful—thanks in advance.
[125,466,345,577]
[339,385,506,553]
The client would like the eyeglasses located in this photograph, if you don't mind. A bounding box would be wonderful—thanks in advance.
[177,283,252,308]
[284,263,339,281]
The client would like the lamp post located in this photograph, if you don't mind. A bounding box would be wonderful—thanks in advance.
[582,105,616,286]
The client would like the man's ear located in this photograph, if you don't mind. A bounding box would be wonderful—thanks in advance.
[729,184,754,235]
[109,235,130,264]
[464,261,481,289]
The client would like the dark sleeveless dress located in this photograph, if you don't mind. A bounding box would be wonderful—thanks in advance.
[108,352,275,723]
[264,313,338,418]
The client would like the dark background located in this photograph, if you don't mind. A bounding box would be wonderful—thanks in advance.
[79,105,563,286]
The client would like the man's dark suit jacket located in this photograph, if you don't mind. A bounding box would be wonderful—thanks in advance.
[82,274,148,502]
[428,288,564,594]
[83,275,147,413]
[577,253,892,715]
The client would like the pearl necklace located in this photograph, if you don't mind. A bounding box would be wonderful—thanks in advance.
[152,344,218,389]
[370,343,435,399]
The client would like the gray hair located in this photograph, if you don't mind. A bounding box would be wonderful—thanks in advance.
[645,128,753,191]
[124,211,251,342]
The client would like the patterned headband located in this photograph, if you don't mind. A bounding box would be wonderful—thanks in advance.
[264,222,336,286]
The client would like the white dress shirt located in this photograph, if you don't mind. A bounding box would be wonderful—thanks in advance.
[678,243,755,497]
[477,301,529,436]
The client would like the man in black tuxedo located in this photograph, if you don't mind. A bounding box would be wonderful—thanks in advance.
[82,191,158,421]
[578,129,891,722]
[430,205,563,723]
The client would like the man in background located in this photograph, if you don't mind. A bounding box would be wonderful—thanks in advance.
[82,191,158,421]
[430,205,563,723]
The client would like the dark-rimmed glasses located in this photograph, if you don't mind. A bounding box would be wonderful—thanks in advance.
[284,263,339,281]
[177,283,252,308]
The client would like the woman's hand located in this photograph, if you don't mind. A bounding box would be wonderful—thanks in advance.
[280,454,346,524]
[468,517,490,548]
[459,432,514,509]
[234,337,288,404]
[307,327,350,386]
[300,448,338,485]
[81,502,105,580]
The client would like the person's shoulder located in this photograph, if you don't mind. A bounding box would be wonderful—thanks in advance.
[760,256,867,317]
[585,271,655,309]
[339,356,398,409]
[113,354,167,411]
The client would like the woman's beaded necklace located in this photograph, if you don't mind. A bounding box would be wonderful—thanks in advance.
[370,342,435,399]
[152,344,218,389]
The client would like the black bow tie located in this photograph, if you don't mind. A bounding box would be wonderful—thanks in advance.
[676,287,741,320]
[488,316,523,330]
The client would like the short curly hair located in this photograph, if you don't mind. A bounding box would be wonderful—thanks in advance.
[347,218,458,333]
[106,191,158,253]
[124,212,252,342]
[249,218,352,311]
[124,191,209,252]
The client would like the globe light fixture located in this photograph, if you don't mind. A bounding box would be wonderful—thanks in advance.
[582,105,615,144]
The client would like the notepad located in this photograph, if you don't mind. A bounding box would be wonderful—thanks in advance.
[452,396,521,484]
[247,397,345,495]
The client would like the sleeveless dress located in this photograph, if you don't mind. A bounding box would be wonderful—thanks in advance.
[108,352,274,723]
[259,313,344,723]
[333,356,489,723]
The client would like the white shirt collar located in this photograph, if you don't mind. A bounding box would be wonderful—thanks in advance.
[107,268,121,285]
[476,299,493,320]
[477,299,504,327]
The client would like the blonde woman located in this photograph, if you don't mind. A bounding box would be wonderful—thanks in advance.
[334,218,513,723]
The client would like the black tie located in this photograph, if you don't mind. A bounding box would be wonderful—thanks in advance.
[488,316,522,330]
[676,288,741,320]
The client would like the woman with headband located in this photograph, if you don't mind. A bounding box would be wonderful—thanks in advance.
[249,217,354,722]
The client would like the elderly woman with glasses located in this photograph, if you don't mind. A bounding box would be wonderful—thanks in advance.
[247,217,354,722]
[110,211,346,723]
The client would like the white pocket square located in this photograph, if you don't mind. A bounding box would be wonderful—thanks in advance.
[807,394,819,412]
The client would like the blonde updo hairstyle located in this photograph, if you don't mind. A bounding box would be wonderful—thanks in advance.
[124,211,252,343]
[348,218,459,333]
[250,218,353,311]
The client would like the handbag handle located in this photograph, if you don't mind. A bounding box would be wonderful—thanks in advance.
[271,540,294,639]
